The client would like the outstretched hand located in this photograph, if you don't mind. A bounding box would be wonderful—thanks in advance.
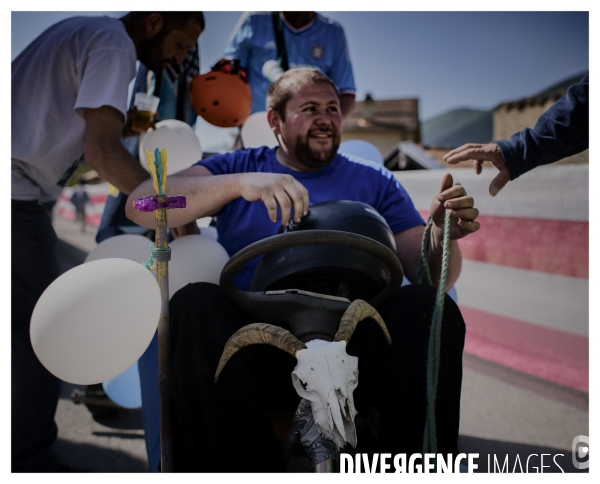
[443,143,510,196]
[429,173,480,241]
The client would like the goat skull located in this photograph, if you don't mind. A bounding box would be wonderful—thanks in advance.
[291,339,358,448]
[214,299,392,449]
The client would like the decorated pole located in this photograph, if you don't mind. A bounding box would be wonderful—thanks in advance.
[133,148,185,472]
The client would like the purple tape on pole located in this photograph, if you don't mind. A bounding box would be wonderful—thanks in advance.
[133,195,187,212]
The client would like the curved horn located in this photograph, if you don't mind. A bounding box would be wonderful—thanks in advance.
[334,299,392,345]
[214,323,307,382]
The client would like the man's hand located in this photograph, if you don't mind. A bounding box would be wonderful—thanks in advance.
[443,142,510,196]
[170,221,200,240]
[237,173,309,227]
[122,108,157,137]
[430,173,480,241]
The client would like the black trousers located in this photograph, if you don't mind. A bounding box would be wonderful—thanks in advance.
[169,282,465,472]
[11,200,62,472]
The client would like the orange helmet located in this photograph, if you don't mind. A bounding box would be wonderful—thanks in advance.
[189,67,252,128]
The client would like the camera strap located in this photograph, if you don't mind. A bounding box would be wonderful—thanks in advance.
[271,12,289,71]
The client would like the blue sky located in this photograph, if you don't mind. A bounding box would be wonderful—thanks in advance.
[10,8,590,151]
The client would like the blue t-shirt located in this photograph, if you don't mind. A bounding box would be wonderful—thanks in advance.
[224,12,356,114]
[198,147,424,290]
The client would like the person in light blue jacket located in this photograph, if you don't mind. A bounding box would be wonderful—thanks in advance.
[223,11,356,117]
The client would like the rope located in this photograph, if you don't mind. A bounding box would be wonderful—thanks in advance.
[421,208,453,456]
[142,242,156,270]
[141,241,159,277]
[416,217,434,286]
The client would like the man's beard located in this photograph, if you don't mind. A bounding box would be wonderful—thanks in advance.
[292,129,340,170]
[138,31,169,73]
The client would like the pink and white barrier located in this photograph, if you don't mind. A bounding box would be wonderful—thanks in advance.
[56,183,110,227]
[397,164,588,392]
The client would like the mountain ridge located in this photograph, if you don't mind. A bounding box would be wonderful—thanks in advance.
[421,71,587,148]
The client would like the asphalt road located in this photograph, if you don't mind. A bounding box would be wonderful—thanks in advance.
[49,214,589,474]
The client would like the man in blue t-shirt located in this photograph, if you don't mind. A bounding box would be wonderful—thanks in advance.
[127,68,480,471]
[223,11,356,117]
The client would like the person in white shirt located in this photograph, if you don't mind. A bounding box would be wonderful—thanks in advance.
[11,11,204,472]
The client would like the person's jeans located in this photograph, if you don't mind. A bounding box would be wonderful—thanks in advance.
[12,200,62,472]
[138,333,161,472]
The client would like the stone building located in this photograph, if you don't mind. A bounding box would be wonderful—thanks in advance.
[341,94,420,157]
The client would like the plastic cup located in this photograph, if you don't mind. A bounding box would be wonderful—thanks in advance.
[132,93,160,132]
[135,92,160,112]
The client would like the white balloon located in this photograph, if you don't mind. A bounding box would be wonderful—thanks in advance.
[85,234,152,264]
[30,259,161,385]
[103,361,142,409]
[240,111,278,149]
[139,119,202,175]
[339,140,384,165]
[168,234,229,299]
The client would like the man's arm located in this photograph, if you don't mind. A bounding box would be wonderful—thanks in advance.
[393,225,427,286]
[328,21,356,119]
[125,164,309,229]
[223,13,251,66]
[394,173,479,291]
[84,106,150,195]
[443,72,589,196]
[497,72,589,179]
[340,94,355,118]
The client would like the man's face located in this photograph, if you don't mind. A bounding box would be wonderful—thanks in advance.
[138,19,203,72]
[276,83,343,171]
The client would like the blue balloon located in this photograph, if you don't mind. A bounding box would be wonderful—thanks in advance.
[102,361,142,409]
[339,140,384,165]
